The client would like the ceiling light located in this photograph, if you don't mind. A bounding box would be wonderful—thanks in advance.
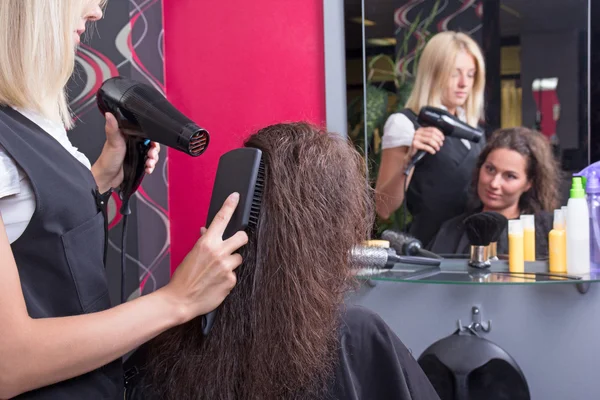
[367,37,397,46]
[349,17,376,26]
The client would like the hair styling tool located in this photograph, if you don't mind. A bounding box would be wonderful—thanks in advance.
[97,76,209,215]
[202,148,266,336]
[486,212,508,260]
[464,212,507,269]
[404,106,484,174]
[351,245,442,269]
[96,76,210,304]
[381,229,443,259]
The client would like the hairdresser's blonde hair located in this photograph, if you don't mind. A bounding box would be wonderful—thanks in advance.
[405,31,485,127]
[0,0,104,128]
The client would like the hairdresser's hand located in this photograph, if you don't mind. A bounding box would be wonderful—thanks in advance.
[409,127,445,157]
[91,112,161,193]
[160,193,248,322]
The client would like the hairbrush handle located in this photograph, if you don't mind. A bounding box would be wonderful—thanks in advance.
[201,310,217,336]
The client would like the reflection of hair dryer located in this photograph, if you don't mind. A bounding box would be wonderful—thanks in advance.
[96,76,210,215]
[405,106,483,173]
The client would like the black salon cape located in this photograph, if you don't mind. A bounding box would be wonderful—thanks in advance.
[125,305,440,400]
[329,305,440,399]
[428,210,553,260]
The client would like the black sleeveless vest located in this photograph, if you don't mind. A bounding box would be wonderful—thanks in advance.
[0,107,123,399]
[401,109,485,246]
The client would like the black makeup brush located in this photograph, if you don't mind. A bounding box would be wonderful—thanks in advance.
[487,212,508,260]
[463,212,507,269]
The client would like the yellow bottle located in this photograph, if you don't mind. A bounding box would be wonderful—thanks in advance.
[562,205,568,263]
[549,209,567,273]
[509,219,525,273]
[521,214,535,261]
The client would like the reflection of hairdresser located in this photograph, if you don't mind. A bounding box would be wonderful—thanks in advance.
[126,123,440,400]
[429,127,559,259]
[376,31,486,246]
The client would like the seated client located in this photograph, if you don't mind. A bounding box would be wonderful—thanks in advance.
[126,123,440,400]
[428,127,561,259]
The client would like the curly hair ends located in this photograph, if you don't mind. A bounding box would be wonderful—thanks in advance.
[474,127,561,213]
[144,122,374,400]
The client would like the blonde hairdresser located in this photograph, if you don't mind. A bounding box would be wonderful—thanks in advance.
[0,1,246,398]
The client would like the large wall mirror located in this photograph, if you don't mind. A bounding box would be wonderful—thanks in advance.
[340,0,590,236]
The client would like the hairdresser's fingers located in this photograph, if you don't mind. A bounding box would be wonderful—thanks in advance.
[426,127,445,143]
[420,128,444,151]
[205,192,240,238]
[413,133,438,154]
[224,253,244,273]
[418,128,444,149]
[222,230,249,255]
[200,227,207,236]
[412,139,437,155]
[144,142,160,174]
[147,142,160,160]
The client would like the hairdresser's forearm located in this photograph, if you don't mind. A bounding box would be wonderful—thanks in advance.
[2,288,183,398]
[375,168,414,219]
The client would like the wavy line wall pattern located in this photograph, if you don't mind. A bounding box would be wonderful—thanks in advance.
[67,0,167,304]
[394,0,483,79]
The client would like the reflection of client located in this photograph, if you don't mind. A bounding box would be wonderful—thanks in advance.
[428,127,560,259]
[128,123,440,400]
[375,31,486,246]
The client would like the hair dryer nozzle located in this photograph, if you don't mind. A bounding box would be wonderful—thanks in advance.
[418,106,483,143]
[96,76,209,156]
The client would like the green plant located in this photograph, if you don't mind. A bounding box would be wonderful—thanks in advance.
[348,1,440,235]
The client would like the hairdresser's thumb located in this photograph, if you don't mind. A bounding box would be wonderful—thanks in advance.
[104,113,125,147]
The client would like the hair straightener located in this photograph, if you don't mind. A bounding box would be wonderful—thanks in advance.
[201,147,266,335]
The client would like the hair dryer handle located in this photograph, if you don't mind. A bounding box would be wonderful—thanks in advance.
[119,136,151,215]
[404,150,426,175]
[201,310,217,336]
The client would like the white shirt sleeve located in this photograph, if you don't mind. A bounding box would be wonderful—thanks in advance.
[381,113,416,150]
[0,145,21,198]
[0,146,35,243]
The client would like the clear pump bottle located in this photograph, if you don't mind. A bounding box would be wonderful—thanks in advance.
[586,171,600,271]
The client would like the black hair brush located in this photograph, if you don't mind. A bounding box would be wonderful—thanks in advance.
[487,212,508,260]
[201,147,265,336]
[463,211,507,269]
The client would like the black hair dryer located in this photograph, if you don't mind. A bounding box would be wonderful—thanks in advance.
[96,76,210,215]
[406,106,483,172]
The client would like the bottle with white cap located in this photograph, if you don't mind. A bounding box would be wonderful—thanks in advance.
[508,219,524,273]
[548,209,567,274]
[520,214,535,261]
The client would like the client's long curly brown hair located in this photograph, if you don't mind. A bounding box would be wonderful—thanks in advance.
[143,122,374,400]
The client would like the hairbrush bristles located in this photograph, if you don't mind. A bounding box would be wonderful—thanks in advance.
[248,160,265,230]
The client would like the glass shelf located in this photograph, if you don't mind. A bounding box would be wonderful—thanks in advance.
[356,258,600,286]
